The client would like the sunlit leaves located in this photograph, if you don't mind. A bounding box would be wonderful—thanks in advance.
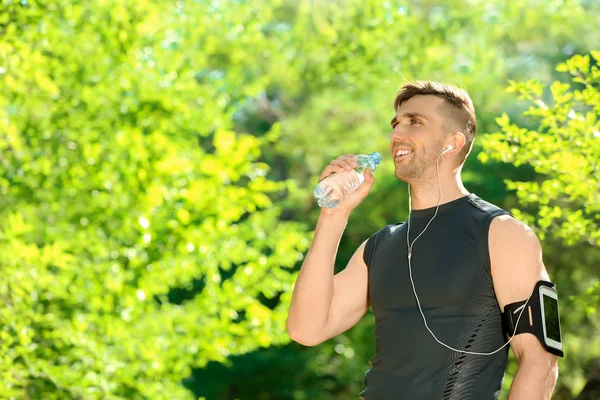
[481,52,600,249]
[480,53,600,398]
[0,0,310,397]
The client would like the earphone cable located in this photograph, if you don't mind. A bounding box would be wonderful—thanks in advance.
[406,149,530,356]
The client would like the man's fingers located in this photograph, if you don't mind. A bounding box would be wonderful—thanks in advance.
[318,154,361,183]
[331,159,356,171]
[364,168,375,182]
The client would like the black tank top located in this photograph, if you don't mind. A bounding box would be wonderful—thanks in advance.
[360,193,512,400]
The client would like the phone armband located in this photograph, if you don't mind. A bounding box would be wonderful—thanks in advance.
[502,280,564,357]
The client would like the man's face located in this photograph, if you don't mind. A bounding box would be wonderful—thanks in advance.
[388,95,447,183]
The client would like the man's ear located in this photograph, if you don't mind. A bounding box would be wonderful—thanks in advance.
[451,131,466,153]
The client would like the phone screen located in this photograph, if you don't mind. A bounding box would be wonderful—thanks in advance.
[543,294,561,342]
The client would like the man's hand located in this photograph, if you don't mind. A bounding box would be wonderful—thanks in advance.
[317,154,376,215]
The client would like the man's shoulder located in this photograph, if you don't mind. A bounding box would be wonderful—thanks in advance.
[466,193,510,216]
[370,220,406,237]
[465,195,540,263]
[363,221,406,256]
[489,215,540,247]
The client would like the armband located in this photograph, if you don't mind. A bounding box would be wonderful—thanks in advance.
[502,280,564,357]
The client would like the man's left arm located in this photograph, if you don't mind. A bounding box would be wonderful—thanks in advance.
[489,215,559,400]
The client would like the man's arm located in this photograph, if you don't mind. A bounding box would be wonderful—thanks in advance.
[286,154,375,346]
[489,215,559,400]
[286,209,370,346]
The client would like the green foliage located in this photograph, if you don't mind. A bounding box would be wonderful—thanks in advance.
[480,52,600,246]
[2,0,600,398]
[480,52,600,398]
[0,0,309,398]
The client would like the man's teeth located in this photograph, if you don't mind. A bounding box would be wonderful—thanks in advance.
[395,149,414,156]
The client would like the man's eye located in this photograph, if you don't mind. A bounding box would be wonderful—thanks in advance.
[410,119,421,125]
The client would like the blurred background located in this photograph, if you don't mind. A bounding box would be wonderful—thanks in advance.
[1,0,599,399]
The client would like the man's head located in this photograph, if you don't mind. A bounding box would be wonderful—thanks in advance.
[389,81,476,182]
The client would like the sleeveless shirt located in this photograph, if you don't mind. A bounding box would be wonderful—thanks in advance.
[359,193,512,400]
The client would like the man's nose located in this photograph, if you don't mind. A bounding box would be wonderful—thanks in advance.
[388,126,405,141]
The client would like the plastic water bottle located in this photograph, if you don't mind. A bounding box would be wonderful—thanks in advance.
[314,152,382,208]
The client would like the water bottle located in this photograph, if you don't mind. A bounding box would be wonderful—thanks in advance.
[314,152,382,208]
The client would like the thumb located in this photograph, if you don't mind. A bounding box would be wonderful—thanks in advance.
[364,167,375,184]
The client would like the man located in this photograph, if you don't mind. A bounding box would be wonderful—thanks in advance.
[286,81,559,399]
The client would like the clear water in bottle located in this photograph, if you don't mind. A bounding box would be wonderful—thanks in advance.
[314,152,382,208]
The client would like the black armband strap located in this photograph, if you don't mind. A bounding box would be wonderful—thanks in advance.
[502,280,564,357]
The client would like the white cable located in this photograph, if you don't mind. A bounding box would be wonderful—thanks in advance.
[406,149,530,356]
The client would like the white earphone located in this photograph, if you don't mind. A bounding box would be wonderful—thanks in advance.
[406,142,531,356]
[440,144,454,154]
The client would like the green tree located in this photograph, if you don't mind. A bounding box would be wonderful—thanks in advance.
[480,51,600,399]
[0,1,309,398]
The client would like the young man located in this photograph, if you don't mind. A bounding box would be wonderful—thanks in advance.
[286,81,559,399]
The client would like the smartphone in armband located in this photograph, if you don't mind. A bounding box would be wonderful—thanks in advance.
[539,285,562,353]
[503,280,564,357]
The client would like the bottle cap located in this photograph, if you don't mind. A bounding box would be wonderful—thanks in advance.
[369,152,382,166]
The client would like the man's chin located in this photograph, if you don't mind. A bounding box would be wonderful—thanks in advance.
[394,166,426,184]
[394,171,413,183]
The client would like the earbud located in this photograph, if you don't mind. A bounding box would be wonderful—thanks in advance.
[440,144,454,155]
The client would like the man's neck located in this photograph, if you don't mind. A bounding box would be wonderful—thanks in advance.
[408,176,470,210]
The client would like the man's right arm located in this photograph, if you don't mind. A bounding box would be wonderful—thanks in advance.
[286,209,370,346]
